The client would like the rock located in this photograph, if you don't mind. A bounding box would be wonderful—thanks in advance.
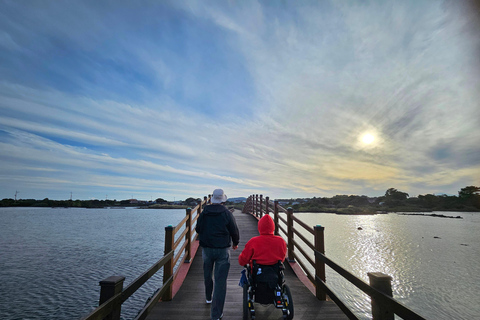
[357,227,363,230]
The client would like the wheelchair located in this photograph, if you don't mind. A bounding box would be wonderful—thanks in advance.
[242,260,294,320]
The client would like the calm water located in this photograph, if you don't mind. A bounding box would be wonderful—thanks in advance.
[0,207,186,320]
[293,211,480,320]
[1,208,479,319]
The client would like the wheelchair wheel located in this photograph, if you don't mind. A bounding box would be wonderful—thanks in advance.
[243,283,251,320]
[283,284,294,320]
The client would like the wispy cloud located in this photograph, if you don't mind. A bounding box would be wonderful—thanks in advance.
[0,1,479,200]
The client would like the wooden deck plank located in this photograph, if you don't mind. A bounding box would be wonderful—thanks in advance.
[146,210,348,320]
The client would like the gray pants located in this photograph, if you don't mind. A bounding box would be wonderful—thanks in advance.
[202,247,230,320]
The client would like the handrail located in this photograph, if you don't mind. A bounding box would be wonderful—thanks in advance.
[133,276,173,320]
[174,214,190,233]
[291,214,314,235]
[81,195,211,320]
[173,240,189,267]
[242,194,426,320]
[292,248,314,283]
[315,250,426,320]
[80,252,174,320]
[174,227,189,249]
[122,251,175,302]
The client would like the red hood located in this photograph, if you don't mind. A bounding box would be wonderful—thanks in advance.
[258,215,275,235]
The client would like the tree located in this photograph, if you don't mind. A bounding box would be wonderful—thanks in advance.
[458,186,480,199]
[155,198,168,204]
[385,188,409,201]
[184,197,201,206]
[458,186,480,209]
[384,188,409,207]
[418,194,438,209]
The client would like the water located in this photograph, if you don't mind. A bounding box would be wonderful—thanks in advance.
[0,207,186,320]
[290,211,480,320]
[1,208,478,319]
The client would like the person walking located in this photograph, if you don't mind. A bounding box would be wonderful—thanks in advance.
[195,189,240,320]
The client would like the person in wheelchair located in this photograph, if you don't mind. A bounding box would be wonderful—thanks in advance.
[239,215,293,319]
[238,214,287,267]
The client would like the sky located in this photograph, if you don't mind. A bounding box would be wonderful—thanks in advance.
[0,1,479,201]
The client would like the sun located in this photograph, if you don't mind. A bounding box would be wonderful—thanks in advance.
[361,133,375,144]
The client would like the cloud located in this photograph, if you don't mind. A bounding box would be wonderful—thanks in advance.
[0,1,479,200]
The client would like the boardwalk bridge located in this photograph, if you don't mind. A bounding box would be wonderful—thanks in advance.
[81,194,426,320]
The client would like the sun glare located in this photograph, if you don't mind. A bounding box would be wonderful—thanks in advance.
[362,133,375,144]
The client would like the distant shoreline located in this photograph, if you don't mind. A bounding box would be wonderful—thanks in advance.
[294,210,477,217]
[143,204,189,209]
[293,207,479,214]
[0,204,191,209]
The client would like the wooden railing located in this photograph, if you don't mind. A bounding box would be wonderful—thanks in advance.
[243,194,426,320]
[80,195,211,320]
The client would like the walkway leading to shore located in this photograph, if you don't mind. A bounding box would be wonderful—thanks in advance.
[146,209,348,320]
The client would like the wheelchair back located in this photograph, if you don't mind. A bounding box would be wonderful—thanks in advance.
[249,261,284,304]
[243,260,294,319]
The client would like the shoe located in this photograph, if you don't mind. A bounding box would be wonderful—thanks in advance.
[216,313,223,320]
[206,299,212,304]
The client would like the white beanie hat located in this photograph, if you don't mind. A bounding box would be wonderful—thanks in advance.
[211,189,228,204]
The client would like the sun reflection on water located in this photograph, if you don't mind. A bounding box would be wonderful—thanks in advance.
[288,211,480,320]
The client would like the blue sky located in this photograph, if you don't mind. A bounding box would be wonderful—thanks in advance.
[0,1,479,201]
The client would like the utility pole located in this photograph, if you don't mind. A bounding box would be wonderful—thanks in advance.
[70,192,73,201]
[15,190,19,203]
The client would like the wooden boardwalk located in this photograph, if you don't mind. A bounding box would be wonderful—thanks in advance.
[146,210,348,320]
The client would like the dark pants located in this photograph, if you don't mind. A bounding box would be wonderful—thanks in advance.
[202,247,230,320]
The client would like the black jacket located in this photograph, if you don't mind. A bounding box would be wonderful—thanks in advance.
[195,204,240,248]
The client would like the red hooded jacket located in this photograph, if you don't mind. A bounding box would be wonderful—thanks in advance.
[238,214,287,266]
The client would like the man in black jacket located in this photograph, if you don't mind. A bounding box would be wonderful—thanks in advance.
[195,189,239,320]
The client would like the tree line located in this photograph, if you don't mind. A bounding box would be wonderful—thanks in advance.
[0,197,203,208]
[285,186,480,214]
[1,186,478,212]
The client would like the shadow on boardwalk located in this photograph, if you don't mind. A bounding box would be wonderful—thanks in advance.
[146,210,348,320]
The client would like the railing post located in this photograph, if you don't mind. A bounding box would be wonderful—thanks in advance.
[251,194,254,214]
[162,225,174,301]
[255,194,258,217]
[244,195,252,214]
[274,200,279,235]
[265,196,269,217]
[250,195,253,215]
[249,195,252,214]
[185,208,192,262]
[314,225,326,300]
[99,275,125,320]
[287,207,294,262]
[259,194,263,218]
[368,272,394,320]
